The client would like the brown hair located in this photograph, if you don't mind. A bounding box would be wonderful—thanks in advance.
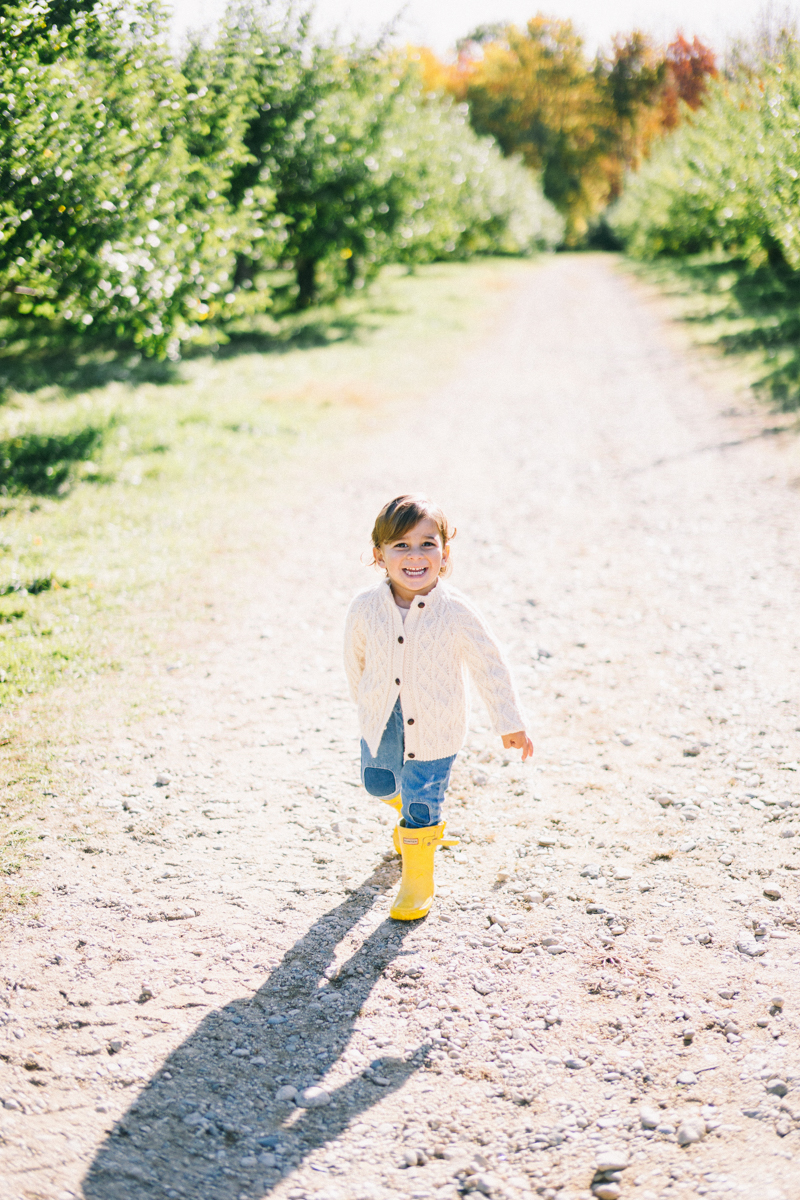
[371,494,454,574]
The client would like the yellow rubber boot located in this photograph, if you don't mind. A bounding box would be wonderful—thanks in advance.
[380,793,402,854]
[390,822,446,921]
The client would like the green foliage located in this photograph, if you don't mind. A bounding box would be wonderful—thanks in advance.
[0,0,558,358]
[609,56,800,269]
[0,426,104,494]
[379,92,563,263]
[0,0,278,356]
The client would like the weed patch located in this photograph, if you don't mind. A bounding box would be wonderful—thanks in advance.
[0,427,106,496]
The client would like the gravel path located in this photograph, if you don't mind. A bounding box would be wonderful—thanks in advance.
[3,254,800,1200]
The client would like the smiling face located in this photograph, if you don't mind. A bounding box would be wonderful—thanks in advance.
[373,516,450,603]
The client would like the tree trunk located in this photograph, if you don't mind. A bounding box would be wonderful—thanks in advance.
[296,257,316,308]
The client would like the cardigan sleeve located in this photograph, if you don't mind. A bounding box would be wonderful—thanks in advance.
[343,598,366,704]
[455,597,525,737]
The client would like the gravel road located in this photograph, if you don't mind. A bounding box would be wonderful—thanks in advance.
[3,254,800,1200]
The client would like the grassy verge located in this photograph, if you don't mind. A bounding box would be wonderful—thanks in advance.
[627,252,800,412]
[0,257,537,908]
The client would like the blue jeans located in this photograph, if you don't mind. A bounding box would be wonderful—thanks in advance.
[361,698,455,829]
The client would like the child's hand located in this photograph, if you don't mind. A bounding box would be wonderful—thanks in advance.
[502,731,534,761]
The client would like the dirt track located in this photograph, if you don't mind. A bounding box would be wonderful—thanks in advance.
[3,254,800,1200]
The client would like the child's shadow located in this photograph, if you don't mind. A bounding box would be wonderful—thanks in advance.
[83,867,426,1199]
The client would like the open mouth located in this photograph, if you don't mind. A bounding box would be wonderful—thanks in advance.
[402,567,428,578]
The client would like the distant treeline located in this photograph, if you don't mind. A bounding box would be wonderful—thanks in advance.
[421,18,718,243]
[610,26,800,269]
[0,0,562,359]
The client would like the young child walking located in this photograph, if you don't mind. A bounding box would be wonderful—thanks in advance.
[344,494,533,921]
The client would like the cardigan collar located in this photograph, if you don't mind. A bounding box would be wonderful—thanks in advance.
[381,576,446,611]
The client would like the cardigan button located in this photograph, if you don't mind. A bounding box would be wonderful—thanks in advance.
[408,752,415,759]
[418,601,425,608]
[395,678,400,685]
[407,718,414,725]
[398,636,404,644]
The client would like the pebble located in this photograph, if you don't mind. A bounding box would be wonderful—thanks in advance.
[593,1185,622,1200]
[298,1086,331,1108]
[680,806,700,822]
[275,1085,298,1102]
[596,1151,629,1171]
[679,839,697,852]
[565,1057,588,1070]
[523,891,543,904]
[462,1172,498,1196]
[654,794,673,807]
[544,944,567,955]
[765,1079,788,1097]
[718,853,734,866]
[3,1098,22,1111]
[676,1120,705,1145]
[763,886,782,900]
[772,995,785,1009]
[737,935,767,957]
[580,864,601,878]
[676,1071,698,1086]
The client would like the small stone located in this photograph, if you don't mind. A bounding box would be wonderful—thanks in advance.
[472,771,489,787]
[676,1120,705,1145]
[565,1057,588,1070]
[765,1078,789,1097]
[654,794,673,807]
[683,745,701,757]
[676,1071,698,1086]
[776,1119,792,1138]
[595,1150,629,1171]
[780,828,796,838]
[275,1085,298,1102]
[680,806,700,822]
[155,775,170,787]
[580,863,601,878]
[718,853,734,866]
[614,869,632,881]
[3,1098,22,1111]
[522,891,543,904]
[538,834,557,847]
[183,1112,207,1127]
[749,798,765,811]
[696,930,712,945]
[679,839,697,852]
[463,1172,498,1195]
[165,906,196,920]
[771,995,785,1009]
[402,1148,420,1167]
[639,1105,660,1130]
[737,935,767,958]
[593,1185,622,1200]
[298,1086,331,1108]
[544,944,567,955]
[763,886,782,900]
[258,1152,276,1167]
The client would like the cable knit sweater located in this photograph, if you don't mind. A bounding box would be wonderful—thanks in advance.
[344,577,524,761]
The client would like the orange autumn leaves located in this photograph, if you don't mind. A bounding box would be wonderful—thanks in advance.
[414,19,717,243]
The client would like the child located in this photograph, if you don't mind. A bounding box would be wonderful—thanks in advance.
[344,494,533,920]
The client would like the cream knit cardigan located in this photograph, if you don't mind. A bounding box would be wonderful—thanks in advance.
[344,577,525,761]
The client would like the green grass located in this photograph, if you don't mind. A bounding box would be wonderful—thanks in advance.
[0,257,538,906]
[629,251,800,412]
